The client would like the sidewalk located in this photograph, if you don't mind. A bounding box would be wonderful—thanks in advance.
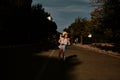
[74,44,120,59]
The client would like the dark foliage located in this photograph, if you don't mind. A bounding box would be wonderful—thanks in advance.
[0,0,57,46]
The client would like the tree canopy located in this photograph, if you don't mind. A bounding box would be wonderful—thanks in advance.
[64,0,120,44]
[90,0,120,43]
[0,1,57,45]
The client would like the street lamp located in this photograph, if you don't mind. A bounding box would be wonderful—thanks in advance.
[88,34,92,44]
[47,16,52,21]
[88,34,92,38]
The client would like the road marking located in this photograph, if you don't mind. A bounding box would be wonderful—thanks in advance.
[50,50,55,57]
[34,50,55,80]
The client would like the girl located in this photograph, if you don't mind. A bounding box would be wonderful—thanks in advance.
[58,32,70,60]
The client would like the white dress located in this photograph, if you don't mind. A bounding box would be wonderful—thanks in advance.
[58,37,68,51]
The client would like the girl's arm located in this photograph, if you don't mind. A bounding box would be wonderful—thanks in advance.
[58,38,62,44]
[67,38,71,45]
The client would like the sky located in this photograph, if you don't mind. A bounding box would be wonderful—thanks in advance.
[32,0,94,32]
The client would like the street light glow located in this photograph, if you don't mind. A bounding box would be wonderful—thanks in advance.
[88,34,92,38]
[47,16,52,21]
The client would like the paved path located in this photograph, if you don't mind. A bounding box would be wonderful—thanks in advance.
[32,45,120,80]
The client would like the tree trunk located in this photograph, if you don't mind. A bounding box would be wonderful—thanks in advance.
[80,35,83,45]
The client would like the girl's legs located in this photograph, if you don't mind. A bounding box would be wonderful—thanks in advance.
[58,45,67,60]
[58,49,63,60]
[62,45,67,60]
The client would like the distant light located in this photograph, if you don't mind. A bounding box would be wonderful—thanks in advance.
[47,16,52,21]
[88,34,92,38]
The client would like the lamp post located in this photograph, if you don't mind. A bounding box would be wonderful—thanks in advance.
[88,34,92,44]
[47,16,52,21]
[88,34,92,38]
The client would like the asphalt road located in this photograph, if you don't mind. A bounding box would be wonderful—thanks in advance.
[32,45,120,80]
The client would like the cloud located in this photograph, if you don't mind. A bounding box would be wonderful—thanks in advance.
[32,0,91,7]
[44,4,92,17]
[32,0,93,32]
[32,0,92,13]
[58,5,84,12]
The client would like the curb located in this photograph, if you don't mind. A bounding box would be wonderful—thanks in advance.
[74,44,120,59]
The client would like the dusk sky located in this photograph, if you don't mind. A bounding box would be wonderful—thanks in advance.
[32,0,95,32]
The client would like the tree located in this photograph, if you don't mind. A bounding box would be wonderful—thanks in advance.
[90,0,120,43]
[102,0,120,43]
[0,1,58,45]
[64,17,94,44]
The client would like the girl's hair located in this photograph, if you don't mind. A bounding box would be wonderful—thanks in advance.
[62,31,68,37]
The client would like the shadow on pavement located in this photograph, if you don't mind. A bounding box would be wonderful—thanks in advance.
[0,43,57,80]
[1,44,81,80]
[32,54,81,80]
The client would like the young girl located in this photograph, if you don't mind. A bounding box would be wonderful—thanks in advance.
[58,32,70,60]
